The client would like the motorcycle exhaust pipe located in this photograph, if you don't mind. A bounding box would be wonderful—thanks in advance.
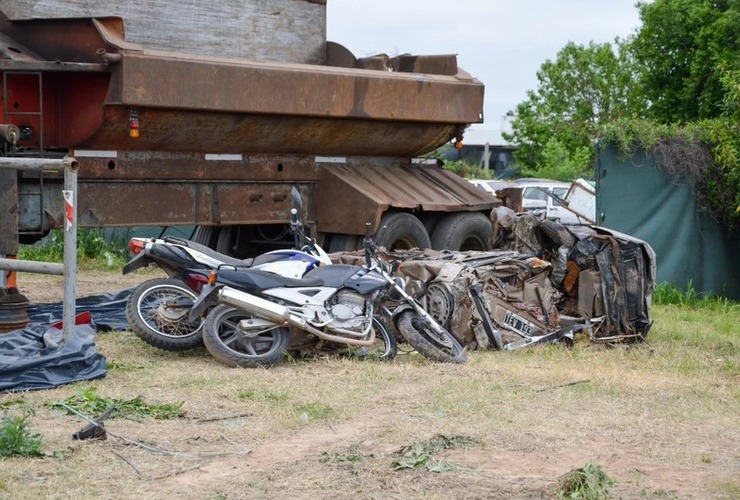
[217,286,377,347]
[218,287,290,324]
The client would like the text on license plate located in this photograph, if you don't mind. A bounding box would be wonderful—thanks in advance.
[503,310,534,336]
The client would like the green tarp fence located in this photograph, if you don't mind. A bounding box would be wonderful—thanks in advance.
[596,143,740,299]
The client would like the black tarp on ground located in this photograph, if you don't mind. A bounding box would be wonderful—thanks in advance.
[0,289,133,392]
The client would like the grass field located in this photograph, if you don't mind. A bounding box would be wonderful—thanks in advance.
[0,274,738,499]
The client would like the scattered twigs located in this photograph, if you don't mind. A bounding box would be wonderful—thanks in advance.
[194,412,253,423]
[109,449,143,478]
[60,403,251,459]
[535,379,590,393]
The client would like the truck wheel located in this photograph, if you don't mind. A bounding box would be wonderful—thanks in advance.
[192,226,217,247]
[375,212,431,251]
[328,234,359,253]
[431,212,492,251]
[216,226,235,254]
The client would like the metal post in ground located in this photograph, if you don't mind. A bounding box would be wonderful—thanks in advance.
[62,157,79,340]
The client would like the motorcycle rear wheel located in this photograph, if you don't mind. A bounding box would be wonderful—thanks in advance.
[396,311,466,364]
[203,304,291,368]
[126,278,204,351]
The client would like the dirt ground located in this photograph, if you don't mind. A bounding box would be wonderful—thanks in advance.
[3,269,738,499]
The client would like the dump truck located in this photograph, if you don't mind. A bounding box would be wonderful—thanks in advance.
[0,0,495,264]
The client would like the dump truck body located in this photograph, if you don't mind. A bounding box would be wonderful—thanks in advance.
[0,2,495,258]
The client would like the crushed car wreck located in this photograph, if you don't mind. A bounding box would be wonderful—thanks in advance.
[334,209,655,351]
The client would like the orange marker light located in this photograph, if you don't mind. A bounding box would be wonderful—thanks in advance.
[129,111,140,138]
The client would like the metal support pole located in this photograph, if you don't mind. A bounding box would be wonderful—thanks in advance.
[0,156,69,172]
[0,258,64,275]
[62,158,79,340]
[483,142,491,171]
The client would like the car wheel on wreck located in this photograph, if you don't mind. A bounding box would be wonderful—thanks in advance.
[431,212,492,251]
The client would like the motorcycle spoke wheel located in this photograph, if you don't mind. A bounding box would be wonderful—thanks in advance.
[126,278,204,351]
[203,304,291,368]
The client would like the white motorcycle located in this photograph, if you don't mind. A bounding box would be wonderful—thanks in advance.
[122,188,331,351]
[189,224,465,367]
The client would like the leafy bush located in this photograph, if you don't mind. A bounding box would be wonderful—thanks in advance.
[18,229,127,269]
[0,411,43,458]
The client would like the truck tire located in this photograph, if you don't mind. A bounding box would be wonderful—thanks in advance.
[430,212,492,251]
[192,226,217,247]
[328,234,359,253]
[375,212,431,251]
[216,226,235,254]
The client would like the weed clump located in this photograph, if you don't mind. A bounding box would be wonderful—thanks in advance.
[557,461,615,499]
[0,411,43,458]
[47,386,184,420]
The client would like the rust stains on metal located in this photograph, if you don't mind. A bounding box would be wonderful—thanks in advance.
[0,16,484,157]
[314,161,498,234]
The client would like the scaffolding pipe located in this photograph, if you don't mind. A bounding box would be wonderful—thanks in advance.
[0,156,78,338]
[62,160,78,339]
[0,156,78,173]
[0,259,64,275]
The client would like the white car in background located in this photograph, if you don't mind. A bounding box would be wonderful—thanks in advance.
[468,179,515,197]
[514,178,595,225]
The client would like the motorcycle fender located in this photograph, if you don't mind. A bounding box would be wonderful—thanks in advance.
[390,304,416,327]
[122,252,155,275]
[188,284,221,322]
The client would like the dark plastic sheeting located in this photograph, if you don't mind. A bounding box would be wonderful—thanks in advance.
[597,144,740,299]
[0,288,134,393]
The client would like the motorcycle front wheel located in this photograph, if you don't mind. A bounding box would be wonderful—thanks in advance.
[126,278,204,351]
[396,311,466,364]
[202,304,291,368]
[348,317,398,361]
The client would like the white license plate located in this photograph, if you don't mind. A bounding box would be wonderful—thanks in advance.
[503,310,534,336]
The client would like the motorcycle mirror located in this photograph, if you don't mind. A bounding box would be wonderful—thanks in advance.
[291,187,303,211]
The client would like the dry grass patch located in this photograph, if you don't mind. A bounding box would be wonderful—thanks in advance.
[0,298,737,498]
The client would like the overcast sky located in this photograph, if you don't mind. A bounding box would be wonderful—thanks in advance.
[327,1,643,132]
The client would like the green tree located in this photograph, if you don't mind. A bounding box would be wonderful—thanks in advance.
[630,0,740,123]
[504,41,639,178]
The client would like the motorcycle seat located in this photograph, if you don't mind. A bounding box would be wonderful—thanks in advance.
[217,268,324,289]
[165,236,254,267]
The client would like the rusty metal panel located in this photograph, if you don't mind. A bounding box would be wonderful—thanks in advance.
[314,161,497,235]
[75,181,302,227]
[0,170,19,254]
[78,108,463,157]
[113,53,483,124]
[2,0,327,64]
[0,17,483,157]
[73,152,323,182]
